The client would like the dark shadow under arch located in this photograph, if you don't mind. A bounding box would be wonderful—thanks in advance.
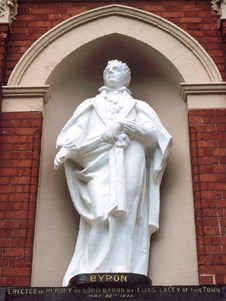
[46,33,183,101]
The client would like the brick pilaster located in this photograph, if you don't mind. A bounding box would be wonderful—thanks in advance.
[189,109,226,285]
[0,112,43,286]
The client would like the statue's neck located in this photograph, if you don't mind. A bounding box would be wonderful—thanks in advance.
[98,86,131,95]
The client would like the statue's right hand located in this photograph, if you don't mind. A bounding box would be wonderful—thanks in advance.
[54,147,70,169]
[102,121,124,144]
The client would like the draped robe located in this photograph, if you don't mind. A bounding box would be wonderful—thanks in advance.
[56,88,172,286]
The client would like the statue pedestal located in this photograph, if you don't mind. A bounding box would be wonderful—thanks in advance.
[68,273,152,287]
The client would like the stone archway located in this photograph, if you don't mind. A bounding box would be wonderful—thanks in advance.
[7,4,221,87]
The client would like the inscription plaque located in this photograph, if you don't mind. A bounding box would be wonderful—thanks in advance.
[1,285,225,301]
[68,273,152,287]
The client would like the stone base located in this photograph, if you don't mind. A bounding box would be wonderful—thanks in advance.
[68,273,152,287]
[3,285,225,301]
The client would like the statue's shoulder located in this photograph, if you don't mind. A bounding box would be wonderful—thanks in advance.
[77,98,94,109]
[134,99,161,122]
[72,98,94,116]
[134,99,155,112]
[75,93,104,111]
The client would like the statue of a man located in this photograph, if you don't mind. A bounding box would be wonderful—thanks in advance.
[54,60,172,286]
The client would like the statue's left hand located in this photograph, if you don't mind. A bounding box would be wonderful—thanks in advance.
[54,147,70,169]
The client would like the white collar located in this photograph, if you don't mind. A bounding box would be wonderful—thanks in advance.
[98,86,131,95]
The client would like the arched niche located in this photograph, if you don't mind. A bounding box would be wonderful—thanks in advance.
[3,4,225,287]
[46,33,183,103]
[32,36,198,286]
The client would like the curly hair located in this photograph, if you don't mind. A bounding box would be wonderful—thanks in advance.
[103,59,131,87]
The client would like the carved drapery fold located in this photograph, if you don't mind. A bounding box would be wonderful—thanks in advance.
[0,0,18,24]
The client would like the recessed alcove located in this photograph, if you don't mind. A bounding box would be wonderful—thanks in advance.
[46,34,183,98]
[31,33,198,286]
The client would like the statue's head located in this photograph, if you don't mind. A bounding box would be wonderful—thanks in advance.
[103,60,131,89]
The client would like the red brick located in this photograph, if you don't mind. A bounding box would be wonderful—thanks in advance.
[204,237,224,245]
[202,208,223,217]
[0,185,15,193]
[13,277,31,286]
[200,265,226,275]
[215,184,226,192]
[5,229,26,238]
[197,140,217,148]
[219,157,226,164]
[23,119,42,127]
[5,277,15,286]
[0,177,10,185]
[200,174,226,182]
[213,256,223,265]
[1,267,30,277]
[199,275,214,285]
[199,255,214,265]
[5,210,29,220]
[10,176,31,185]
[220,218,226,226]
[15,257,32,267]
[15,127,38,135]
[8,193,30,202]
[15,112,42,119]
[197,218,219,227]
[12,143,33,151]
[191,125,216,133]
[10,239,26,248]
[217,124,226,132]
[193,157,218,165]
[3,248,26,257]
[0,239,10,248]
[216,275,225,285]
[203,227,221,236]
[213,149,226,156]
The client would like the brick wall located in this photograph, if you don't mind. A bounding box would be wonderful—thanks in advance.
[0,24,10,106]
[189,109,226,285]
[0,112,43,286]
[4,0,225,84]
[1,0,226,287]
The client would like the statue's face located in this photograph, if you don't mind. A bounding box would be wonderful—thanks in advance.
[103,62,128,89]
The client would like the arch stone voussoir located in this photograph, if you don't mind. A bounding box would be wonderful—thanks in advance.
[7,4,222,87]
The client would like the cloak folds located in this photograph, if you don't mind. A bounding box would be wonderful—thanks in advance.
[56,90,172,286]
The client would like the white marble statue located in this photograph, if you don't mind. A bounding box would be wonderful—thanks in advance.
[54,60,172,286]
